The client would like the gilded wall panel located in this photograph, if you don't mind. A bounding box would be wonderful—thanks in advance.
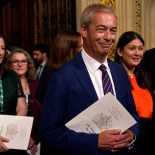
[100,0,115,60]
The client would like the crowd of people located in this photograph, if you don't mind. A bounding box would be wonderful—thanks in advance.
[0,3,155,155]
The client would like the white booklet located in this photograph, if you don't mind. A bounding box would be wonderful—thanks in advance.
[66,93,137,133]
[0,115,33,150]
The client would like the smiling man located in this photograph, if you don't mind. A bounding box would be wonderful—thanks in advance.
[39,4,139,155]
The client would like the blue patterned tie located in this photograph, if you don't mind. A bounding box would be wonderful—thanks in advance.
[99,64,114,95]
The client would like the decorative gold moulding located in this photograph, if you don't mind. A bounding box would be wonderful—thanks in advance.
[100,0,115,61]
[100,0,115,9]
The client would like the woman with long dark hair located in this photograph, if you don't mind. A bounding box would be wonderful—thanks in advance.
[115,31,155,155]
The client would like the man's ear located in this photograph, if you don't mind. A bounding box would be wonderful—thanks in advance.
[42,52,47,58]
[117,48,123,56]
[80,26,87,38]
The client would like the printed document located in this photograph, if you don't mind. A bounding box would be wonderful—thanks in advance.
[66,93,137,133]
[0,115,33,150]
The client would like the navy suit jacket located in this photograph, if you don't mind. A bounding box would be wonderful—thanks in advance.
[39,53,139,155]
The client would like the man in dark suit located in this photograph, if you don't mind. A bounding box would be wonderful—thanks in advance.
[39,3,139,155]
[31,43,49,80]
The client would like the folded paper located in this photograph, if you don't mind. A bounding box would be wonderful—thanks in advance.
[66,93,137,133]
[0,115,33,150]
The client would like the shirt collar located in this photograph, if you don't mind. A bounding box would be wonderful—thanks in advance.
[40,61,47,67]
[81,49,109,74]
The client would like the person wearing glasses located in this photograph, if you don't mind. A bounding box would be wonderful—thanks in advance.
[0,35,28,154]
[7,48,42,155]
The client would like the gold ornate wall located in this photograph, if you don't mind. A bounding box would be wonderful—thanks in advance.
[100,0,115,8]
[100,0,115,60]
[99,0,143,60]
[143,0,155,50]
[135,0,141,33]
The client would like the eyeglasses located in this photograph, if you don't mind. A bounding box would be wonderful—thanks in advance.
[11,59,28,66]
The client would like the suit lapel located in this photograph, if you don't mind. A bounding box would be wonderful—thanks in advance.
[74,54,98,104]
[108,60,122,98]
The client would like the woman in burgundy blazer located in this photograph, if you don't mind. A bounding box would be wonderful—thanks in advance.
[7,47,42,155]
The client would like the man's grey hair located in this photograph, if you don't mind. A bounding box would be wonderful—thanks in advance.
[80,3,117,27]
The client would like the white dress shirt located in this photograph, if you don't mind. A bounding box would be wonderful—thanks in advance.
[36,61,47,79]
[81,49,116,99]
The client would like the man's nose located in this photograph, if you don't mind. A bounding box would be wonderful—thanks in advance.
[103,30,112,40]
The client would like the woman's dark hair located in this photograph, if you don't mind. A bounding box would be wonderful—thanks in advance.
[115,31,144,63]
[0,34,9,77]
[114,31,151,90]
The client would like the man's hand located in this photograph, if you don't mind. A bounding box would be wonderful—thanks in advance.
[98,129,134,152]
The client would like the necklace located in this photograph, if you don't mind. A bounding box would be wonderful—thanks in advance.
[25,79,30,105]
[21,78,30,105]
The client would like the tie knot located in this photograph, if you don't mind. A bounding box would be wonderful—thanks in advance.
[99,64,106,71]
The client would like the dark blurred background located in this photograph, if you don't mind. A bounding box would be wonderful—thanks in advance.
[0,0,76,52]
